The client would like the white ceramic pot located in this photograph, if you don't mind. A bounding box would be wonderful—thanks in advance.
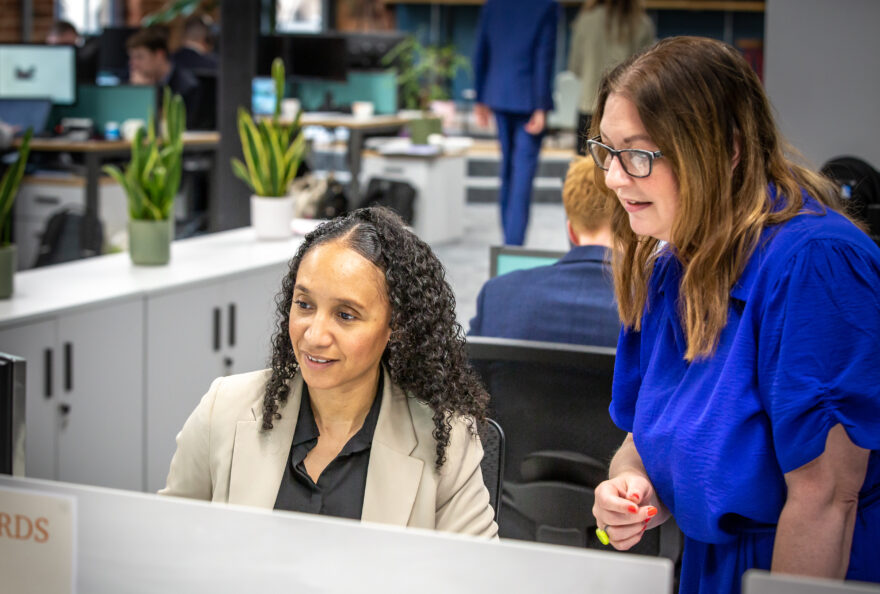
[250,195,295,240]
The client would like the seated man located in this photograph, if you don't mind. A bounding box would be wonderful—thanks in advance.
[126,27,201,129]
[171,14,218,72]
[46,20,80,45]
[469,156,620,347]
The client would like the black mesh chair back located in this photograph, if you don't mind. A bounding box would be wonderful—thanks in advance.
[478,418,504,522]
[33,207,103,268]
[466,336,624,483]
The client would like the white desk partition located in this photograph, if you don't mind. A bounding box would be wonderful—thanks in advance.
[0,476,673,594]
[744,570,880,594]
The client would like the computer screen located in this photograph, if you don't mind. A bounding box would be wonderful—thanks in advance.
[98,27,139,81]
[252,77,277,115]
[275,0,325,33]
[0,44,76,105]
[258,34,348,82]
[0,353,26,476]
[0,98,52,136]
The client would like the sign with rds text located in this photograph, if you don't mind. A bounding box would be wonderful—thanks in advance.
[0,486,76,594]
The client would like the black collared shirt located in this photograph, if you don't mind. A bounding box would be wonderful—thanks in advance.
[273,375,383,520]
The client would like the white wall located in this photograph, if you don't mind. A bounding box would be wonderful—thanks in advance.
[764,0,880,170]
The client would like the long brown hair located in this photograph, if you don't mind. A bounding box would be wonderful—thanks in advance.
[582,0,645,43]
[591,36,844,361]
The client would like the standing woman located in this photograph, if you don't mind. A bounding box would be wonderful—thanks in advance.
[473,0,559,246]
[569,0,654,156]
[589,37,880,593]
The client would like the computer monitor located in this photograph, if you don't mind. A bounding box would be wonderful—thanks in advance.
[258,34,348,82]
[97,26,139,81]
[0,353,26,476]
[0,98,53,136]
[275,0,326,33]
[0,44,76,105]
[191,69,217,130]
[252,77,277,116]
[345,32,409,70]
[489,245,567,278]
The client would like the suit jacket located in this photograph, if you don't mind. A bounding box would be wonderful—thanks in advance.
[160,367,498,537]
[473,0,559,113]
[469,245,620,347]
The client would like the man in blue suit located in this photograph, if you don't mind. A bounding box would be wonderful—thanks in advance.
[473,0,559,246]
[469,157,620,347]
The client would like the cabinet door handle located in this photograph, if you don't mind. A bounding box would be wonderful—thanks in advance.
[228,303,236,348]
[213,307,221,352]
[44,348,53,398]
[64,342,73,392]
[35,195,61,205]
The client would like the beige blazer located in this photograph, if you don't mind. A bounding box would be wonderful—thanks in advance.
[159,368,498,538]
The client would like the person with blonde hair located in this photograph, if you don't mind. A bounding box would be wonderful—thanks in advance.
[470,156,619,347]
[568,0,654,155]
[588,36,880,592]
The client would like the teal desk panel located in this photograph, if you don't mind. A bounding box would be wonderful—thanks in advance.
[50,84,157,131]
[296,71,397,114]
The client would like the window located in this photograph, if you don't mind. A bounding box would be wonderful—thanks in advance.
[55,0,114,35]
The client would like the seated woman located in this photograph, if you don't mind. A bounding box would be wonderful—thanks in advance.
[160,207,497,537]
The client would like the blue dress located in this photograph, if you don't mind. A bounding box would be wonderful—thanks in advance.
[610,191,880,594]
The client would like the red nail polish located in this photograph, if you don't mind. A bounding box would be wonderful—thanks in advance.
[628,505,638,514]
[647,507,658,517]
[631,493,640,501]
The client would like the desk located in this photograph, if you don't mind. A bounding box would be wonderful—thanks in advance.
[1,475,675,593]
[18,132,220,220]
[299,113,411,199]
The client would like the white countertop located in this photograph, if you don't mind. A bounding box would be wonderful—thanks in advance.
[0,226,310,327]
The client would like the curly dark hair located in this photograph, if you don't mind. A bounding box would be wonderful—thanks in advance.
[262,207,489,468]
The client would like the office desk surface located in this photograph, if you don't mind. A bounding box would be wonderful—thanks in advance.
[298,113,411,130]
[0,226,304,328]
[18,131,220,152]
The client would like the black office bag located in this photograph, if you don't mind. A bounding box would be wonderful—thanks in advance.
[33,208,104,268]
[359,178,417,225]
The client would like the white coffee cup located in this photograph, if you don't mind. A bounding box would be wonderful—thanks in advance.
[352,101,375,119]
[281,98,301,121]
[122,119,146,141]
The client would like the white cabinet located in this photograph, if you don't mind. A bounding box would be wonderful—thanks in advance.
[144,265,286,492]
[360,152,466,244]
[0,298,144,490]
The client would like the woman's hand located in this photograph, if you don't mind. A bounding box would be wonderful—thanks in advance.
[592,471,661,550]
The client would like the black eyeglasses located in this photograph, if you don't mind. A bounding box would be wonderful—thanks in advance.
[586,136,663,178]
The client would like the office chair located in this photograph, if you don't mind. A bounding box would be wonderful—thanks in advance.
[478,418,505,523]
[33,207,103,268]
[466,336,682,564]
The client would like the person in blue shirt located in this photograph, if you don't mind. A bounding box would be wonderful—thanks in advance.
[469,156,619,347]
[473,0,559,246]
[588,37,880,593]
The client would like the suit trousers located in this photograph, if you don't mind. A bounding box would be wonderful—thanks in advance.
[494,111,545,246]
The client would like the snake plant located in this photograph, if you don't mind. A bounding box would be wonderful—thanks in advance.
[103,87,186,221]
[231,57,306,197]
[0,128,33,247]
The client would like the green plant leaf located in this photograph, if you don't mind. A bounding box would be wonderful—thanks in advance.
[231,158,256,193]
[237,108,266,196]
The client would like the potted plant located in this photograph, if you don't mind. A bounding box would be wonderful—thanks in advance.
[231,57,306,240]
[104,87,185,265]
[0,129,33,298]
[382,37,470,144]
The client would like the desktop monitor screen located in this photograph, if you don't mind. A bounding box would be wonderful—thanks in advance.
[276,0,325,33]
[258,34,348,82]
[0,44,76,105]
[0,353,26,476]
[98,27,139,80]
[252,77,277,116]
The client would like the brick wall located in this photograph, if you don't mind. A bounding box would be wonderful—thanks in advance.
[33,0,54,43]
[0,0,24,42]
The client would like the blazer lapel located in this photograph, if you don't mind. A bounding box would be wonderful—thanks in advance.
[228,375,302,508]
[362,368,424,526]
